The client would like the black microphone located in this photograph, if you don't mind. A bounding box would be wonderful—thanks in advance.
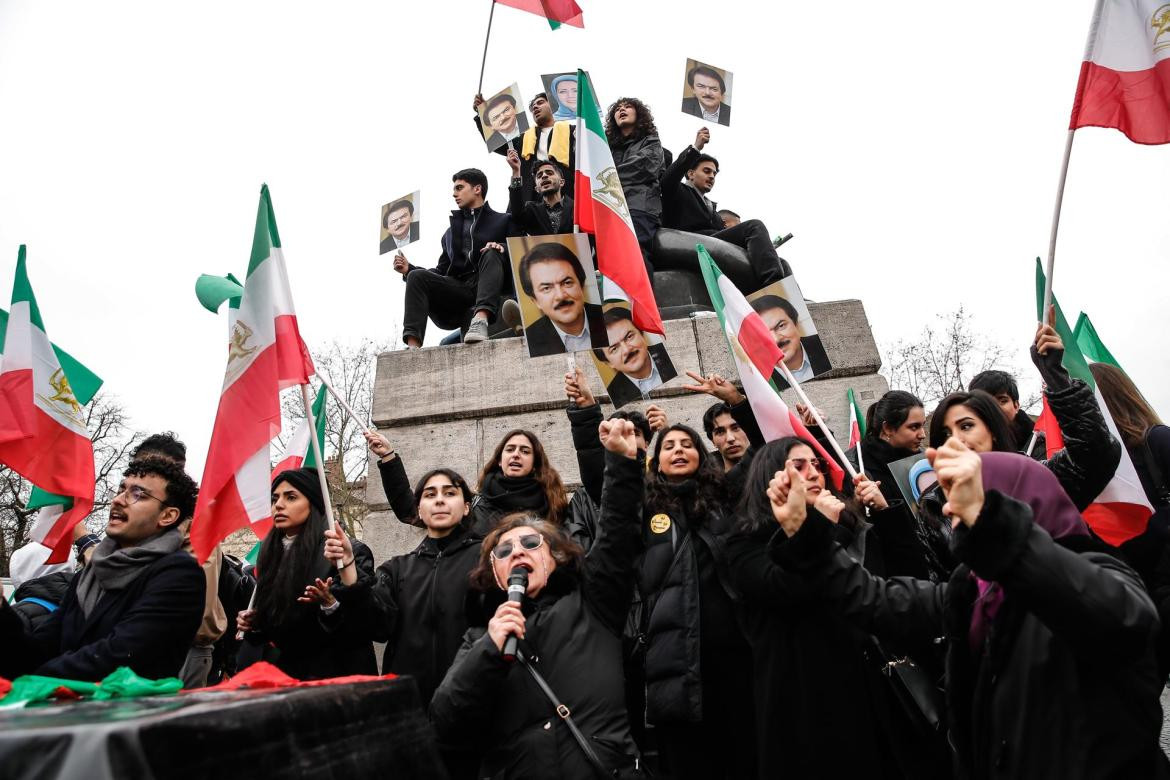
[501,566,528,662]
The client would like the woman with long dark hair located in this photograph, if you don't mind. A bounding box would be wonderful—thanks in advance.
[472,429,569,536]
[431,420,646,778]
[762,440,1168,779]
[727,436,946,779]
[634,421,756,779]
[236,468,376,679]
[845,390,927,506]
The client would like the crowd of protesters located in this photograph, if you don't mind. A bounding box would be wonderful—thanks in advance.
[3,94,1170,780]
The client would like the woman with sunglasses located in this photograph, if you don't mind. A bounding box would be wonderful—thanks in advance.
[431,419,646,779]
[757,439,1168,779]
[726,436,946,780]
[236,468,376,679]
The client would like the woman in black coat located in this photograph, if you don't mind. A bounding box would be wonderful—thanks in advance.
[845,390,927,506]
[727,436,947,780]
[636,421,756,780]
[766,441,1168,780]
[430,419,645,779]
[236,468,376,680]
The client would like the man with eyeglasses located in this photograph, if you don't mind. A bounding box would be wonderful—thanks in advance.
[0,457,205,682]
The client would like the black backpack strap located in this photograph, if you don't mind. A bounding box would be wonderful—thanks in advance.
[517,649,614,779]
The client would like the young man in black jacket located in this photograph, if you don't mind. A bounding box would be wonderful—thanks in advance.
[395,168,514,346]
[508,156,574,236]
[0,457,204,682]
[476,92,577,199]
[661,127,792,288]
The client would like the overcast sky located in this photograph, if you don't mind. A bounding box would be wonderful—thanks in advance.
[1,0,1168,481]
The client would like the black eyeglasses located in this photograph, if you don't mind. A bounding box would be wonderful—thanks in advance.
[491,533,544,561]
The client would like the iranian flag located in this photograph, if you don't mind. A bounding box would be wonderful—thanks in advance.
[1070,0,1170,144]
[574,69,664,336]
[191,186,315,563]
[1073,312,1125,370]
[495,0,584,28]
[847,388,866,449]
[0,246,95,562]
[271,382,327,480]
[1033,260,1152,545]
[697,245,845,490]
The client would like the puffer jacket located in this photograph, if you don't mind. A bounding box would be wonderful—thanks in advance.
[430,452,645,780]
[776,491,1168,780]
[1038,377,1121,511]
[609,133,665,217]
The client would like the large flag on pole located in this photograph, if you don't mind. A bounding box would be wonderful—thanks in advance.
[697,245,845,490]
[1069,0,1170,144]
[1072,312,1124,370]
[271,382,327,479]
[0,246,95,562]
[574,70,664,336]
[1033,260,1152,545]
[192,186,316,563]
[847,388,866,449]
[495,0,584,28]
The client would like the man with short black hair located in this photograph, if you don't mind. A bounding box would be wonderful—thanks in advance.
[0,457,205,681]
[681,65,732,125]
[969,369,1045,458]
[380,199,419,254]
[475,92,577,198]
[663,127,791,287]
[508,157,574,236]
[395,168,514,346]
[717,209,741,228]
[702,401,748,472]
[516,241,605,356]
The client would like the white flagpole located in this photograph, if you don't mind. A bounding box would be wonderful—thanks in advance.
[1042,129,1077,318]
[317,373,370,433]
[301,383,339,535]
[775,361,859,482]
[855,431,866,476]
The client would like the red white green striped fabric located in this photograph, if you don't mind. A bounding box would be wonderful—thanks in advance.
[698,245,845,490]
[271,382,327,480]
[573,70,664,336]
[1034,260,1152,545]
[847,388,866,449]
[191,186,315,563]
[495,0,584,28]
[0,246,95,562]
[1070,0,1170,144]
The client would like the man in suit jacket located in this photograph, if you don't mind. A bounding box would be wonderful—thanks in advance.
[480,93,531,152]
[476,92,576,198]
[518,240,606,357]
[662,128,792,288]
[508,158,575,236]
[0,457,205,682]
[380,198,420,255]
[680,65,732,127]
[593,306,677,407]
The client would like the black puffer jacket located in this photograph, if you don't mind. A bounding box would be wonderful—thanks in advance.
[778,491,1168,780]
[609,132,665,217]
[430,452,645,780]
[9,570,74,635]
[1034,377,1121,511]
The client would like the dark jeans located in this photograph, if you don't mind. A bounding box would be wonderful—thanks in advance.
[711,218,792,287]
[401,249,508,344]
[630,209,660,281]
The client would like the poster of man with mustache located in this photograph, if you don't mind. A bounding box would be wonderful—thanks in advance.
[507,235,608,358]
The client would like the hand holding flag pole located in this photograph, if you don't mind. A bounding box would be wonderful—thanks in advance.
[774,360,859,483]
[300,383,355,587]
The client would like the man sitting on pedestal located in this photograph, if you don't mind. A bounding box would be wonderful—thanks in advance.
[662,127,792,288]
[395,168,514,346]
[0,457,204,682]
[474,92,576,198]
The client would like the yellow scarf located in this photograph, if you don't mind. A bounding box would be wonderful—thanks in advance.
[521,121,572,166]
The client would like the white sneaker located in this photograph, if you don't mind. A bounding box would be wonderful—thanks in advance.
[501,299,523,335]
[464,318,489,343]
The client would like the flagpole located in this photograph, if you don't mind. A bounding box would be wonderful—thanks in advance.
[775,361,859,482]
[855,431,865,476]
[1042,129,1077,318]
[301,383,341,536]
[477,0,498,95]
[317,373,370,433]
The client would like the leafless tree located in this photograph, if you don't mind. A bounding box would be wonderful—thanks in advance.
[882,307,1040,412]
[0,391,143,577]
[276,338,389,536]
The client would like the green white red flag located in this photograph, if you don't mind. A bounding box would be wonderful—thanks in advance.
[191,186,316,563]
[1073,312,1124,372]
[847,388,866,449]
[574,70,664,336]
[1033,260,1151,545]
[272,382,327,479]
[495,0,584,28]
[697,245,844,490]
[0,246,96,562]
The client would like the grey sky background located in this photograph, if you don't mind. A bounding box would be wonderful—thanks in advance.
[1,0,1167,481]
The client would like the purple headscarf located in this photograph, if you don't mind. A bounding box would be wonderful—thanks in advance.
[968,452,1088,653]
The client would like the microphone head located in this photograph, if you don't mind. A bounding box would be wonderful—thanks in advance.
[507,566,529,596]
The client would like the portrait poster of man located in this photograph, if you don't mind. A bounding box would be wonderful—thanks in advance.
[379,191,420,255]
[507,234,608,358]
[588,303,678,409]
[681,59,733,127]
[746,275,832,390]
[541,71,583,120]
[888,452,934,518]
[477,82,531,152]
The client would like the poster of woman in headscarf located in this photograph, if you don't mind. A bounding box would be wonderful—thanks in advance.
[541,72,579,120]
